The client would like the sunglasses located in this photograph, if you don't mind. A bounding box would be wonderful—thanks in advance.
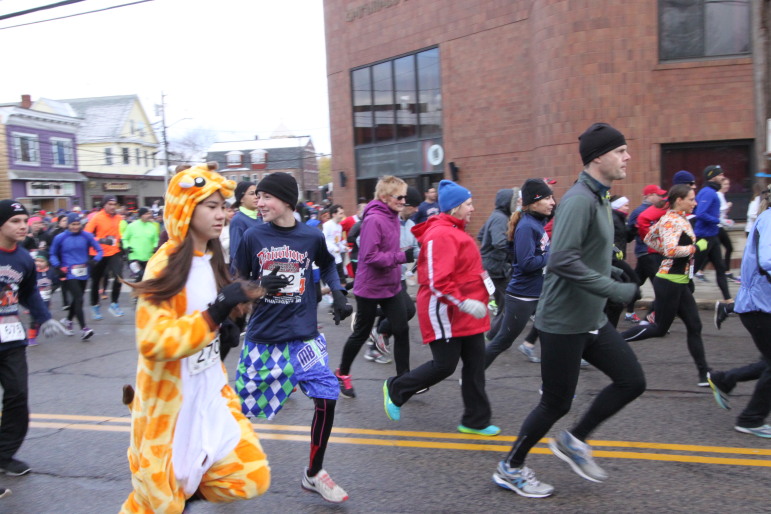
[390,194,407,201]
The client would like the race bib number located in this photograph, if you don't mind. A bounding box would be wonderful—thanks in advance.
[481,271,496,296]
[71,264,87,278]
[0,316,25,343]
[40,288,52,301]
[189,337,221,375]
[263,262,305,295]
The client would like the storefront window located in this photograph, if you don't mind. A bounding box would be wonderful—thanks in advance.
[352,67,373,146]
[417,48,442,138]
[372,61,395,142]
[395,55,417,140]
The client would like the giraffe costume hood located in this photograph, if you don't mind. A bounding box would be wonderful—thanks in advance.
[121,165,270,513]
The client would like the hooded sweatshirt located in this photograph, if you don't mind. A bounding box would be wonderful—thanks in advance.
[478,188,514,279]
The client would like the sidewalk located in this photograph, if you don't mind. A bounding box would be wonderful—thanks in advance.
[638,267,741,311]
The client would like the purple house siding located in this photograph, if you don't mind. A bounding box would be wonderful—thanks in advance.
[6,124,79,171]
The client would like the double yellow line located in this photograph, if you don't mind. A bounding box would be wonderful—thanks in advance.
[30,413,771,468]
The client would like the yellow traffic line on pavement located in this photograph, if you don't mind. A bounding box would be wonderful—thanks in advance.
[29,414,771,467]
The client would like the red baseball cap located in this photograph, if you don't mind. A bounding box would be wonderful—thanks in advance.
[643,184,666,196]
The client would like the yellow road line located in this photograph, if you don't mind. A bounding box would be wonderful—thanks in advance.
[29,414,771,456]
[29,418,771,467]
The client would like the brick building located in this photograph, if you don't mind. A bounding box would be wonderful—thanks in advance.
[323,0,762,236]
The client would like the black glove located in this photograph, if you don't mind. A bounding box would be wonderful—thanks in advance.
[98,236,115,245]
[331,289,352,325]
[218,318,241,361]
[206,282,250,326]
[404,247,415,263]
[259,266,291,295]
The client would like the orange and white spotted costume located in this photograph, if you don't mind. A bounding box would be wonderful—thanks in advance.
[121,166,270,513]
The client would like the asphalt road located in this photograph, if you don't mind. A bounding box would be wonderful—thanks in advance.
[3,290,769,513]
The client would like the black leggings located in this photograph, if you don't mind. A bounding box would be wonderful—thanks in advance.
[693,235,731,300]
[90,254,123,305]
[736,312,771,428]
[505,322,645,468]
[389,333,492,429]
[717,227,733,271]
[484,295,537,368]
[339,293,410,375]
[65,279,87,329]
[308,397,336,476]
[622,277,709,377]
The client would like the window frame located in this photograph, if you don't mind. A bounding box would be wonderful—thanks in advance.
[12,132,41,165]
[659,0,751,62]
[50,137,75,168]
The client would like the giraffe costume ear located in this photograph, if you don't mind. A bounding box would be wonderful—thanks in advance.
[163,164,236,244]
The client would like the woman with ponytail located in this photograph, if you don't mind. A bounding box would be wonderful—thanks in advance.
[484,179,555,368]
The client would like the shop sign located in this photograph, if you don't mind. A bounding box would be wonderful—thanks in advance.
[104,182,131,191]
[26,181,75,197]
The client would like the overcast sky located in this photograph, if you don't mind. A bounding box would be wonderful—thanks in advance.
[0,0,332,155]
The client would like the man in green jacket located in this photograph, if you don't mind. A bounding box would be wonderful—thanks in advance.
[122,208,159,281]
[492,123,646,499]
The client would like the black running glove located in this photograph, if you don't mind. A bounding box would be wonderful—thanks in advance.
[259,266,291,295]
[206,282,250,326]
[331,289,352,325]
[404,247,415,263]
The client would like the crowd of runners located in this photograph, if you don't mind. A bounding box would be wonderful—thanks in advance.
[0,123,768,509]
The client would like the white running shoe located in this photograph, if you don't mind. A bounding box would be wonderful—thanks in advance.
[301,468,349,503]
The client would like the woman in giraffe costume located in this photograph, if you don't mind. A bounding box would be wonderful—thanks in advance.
[120,164,270,513]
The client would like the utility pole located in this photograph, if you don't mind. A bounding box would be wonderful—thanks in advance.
[160,92,170,190]
[752,1,770,178]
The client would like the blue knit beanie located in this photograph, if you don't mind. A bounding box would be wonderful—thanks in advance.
[67,212,80,224]
[438,179,472,212]
[673,170,696,184]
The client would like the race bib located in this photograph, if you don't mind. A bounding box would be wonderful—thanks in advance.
[481,271,496,296]
[71,264,87,278]
[40,288,52,301]
[0,316,25,343]
[189,337,221,375]
[263,263,305,295]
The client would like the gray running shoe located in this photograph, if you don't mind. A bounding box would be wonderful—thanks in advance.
[518,343,540,363]
[301,467,349,503]
[492,461,554,498]
[549,430,608,482]
[734,425,771,438]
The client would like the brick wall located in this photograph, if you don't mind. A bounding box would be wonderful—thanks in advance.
[324,0,755,236]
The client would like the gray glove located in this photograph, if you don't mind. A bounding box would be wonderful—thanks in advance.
[39,318,67,338]
[458,299,487,319]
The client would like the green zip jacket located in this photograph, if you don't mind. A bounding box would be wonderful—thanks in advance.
[122,220,159,262]
[535,171,637,334]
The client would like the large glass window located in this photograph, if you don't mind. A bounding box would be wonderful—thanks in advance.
[352,67,373,146]
[417,48,442,138]
[661,140,753,219]
[372,62,395,142]
[351,48,443,182]
[394,55,417,139]
[659,0,750,61]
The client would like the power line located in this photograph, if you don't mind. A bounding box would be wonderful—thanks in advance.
[0,0,88,21]
[0,0,153,30]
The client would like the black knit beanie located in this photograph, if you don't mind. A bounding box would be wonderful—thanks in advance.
[578,123,627,165]
[521,179,553,206]
[233,181,255,208]
[0,200,29,227]
[256,173,298,210]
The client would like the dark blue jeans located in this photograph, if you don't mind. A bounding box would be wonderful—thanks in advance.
[0,345,29,464]
[506,322,645,468]
[736,312,771,428]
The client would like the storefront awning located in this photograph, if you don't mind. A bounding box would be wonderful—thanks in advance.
[9,170,87,182]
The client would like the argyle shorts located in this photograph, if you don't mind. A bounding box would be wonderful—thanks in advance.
[235,334,339,420]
